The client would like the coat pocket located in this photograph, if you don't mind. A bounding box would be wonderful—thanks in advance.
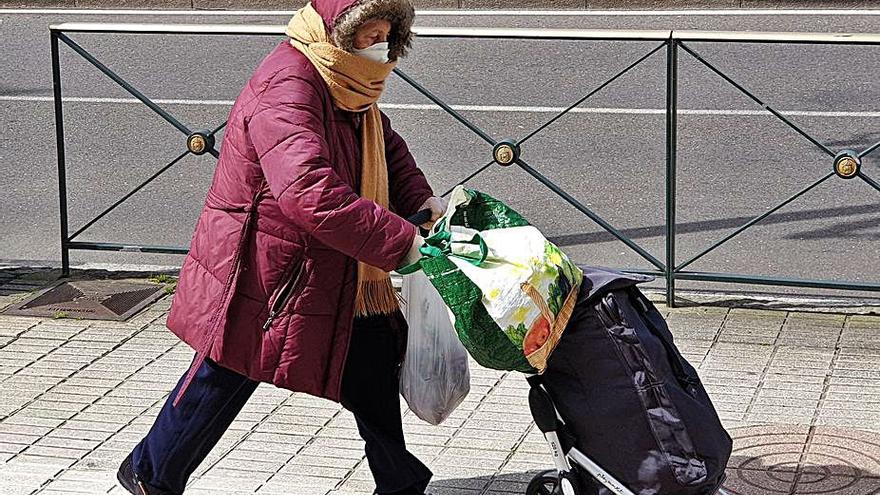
[263,258,306,331]
[259,258,307,377]
[598,291,708,487]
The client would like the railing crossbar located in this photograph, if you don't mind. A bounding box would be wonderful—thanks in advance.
[392,68,497,147]
[68,149,191,241]
[441,160,495,198]
[675,172,835,272]
[679,42,835,158]
[67,241,189,255]
[859,140,880,159]
[67,120,226,241]
[518,41,667,146]
[57,32,192,136]
[676,270,880,292]
[859,172,880,193]
[516,158,666,270]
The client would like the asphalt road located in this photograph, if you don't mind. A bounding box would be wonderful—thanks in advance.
[1,9,878,298]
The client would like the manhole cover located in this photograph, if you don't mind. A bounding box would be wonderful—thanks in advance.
[725,426,880,495]
[4,279,165,321]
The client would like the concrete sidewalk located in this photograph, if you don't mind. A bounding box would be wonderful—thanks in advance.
[0,268,878,495]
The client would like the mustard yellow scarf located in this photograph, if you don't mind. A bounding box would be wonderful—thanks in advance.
[287,4,400,317]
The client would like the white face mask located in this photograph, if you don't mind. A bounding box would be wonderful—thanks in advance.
[352,41,390,64]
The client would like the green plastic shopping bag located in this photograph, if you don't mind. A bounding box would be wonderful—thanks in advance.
[398,186,582,373]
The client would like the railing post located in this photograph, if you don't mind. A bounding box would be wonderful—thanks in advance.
[51,30,70,277]
[665,35,678,307]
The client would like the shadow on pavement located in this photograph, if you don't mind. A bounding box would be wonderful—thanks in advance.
[425,428,880,495]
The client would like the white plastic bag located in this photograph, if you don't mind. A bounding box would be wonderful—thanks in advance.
[400,270,470,425]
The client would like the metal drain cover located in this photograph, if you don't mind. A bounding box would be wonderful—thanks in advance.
[724,425,880,495]
[4,279,165,320]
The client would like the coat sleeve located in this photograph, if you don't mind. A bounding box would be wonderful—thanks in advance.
[381,112,434,219]
[248,70,416,272]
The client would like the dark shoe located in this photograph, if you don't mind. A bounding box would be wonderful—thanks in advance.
[117,453,171,495]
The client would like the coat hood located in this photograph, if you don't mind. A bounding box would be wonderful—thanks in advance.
[313,0,415,61]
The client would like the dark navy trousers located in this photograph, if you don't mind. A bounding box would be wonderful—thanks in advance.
[130,314,432,494]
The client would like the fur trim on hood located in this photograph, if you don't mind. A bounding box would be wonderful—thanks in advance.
[331,0,415,61]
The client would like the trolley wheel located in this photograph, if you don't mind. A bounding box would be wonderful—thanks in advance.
[526,469,582,495]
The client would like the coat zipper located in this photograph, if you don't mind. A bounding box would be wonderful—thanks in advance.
[263,262,304,331]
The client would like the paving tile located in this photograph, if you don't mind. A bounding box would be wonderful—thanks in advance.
[784,312,846,326]
[277,463,351,479]
[701,370,763,387]
[21,444,91,460]
[817,407,880,420]
[792,474,880,495]
[814,417,880,432]
[42,471,119,493]
[433,452,507,470]
[257,484,333,495]
[492,471,544,484]
[432,464,496,479]
[10,453,77,470]
[2,415,66,429]
[187,474,269,493]
[30,400,91,414]
[485,478,530,493]
[806,427,880,475]
[721,466,794,495]
[762,373,826,388]
[718,325,779,345]
[0,443,28,454]
[296,445,364,462]
[260,472,341,488]
[667,320,723,339]
[844,316,880,329]
[430,475,491,490]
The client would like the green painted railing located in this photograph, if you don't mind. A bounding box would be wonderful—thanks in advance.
[49,23,880,305]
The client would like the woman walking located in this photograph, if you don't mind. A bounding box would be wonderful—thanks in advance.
[117,0,445,493]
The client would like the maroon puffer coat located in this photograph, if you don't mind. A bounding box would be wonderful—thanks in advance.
[166,0,432,402]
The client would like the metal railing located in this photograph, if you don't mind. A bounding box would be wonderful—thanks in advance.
[49,23,880,305]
